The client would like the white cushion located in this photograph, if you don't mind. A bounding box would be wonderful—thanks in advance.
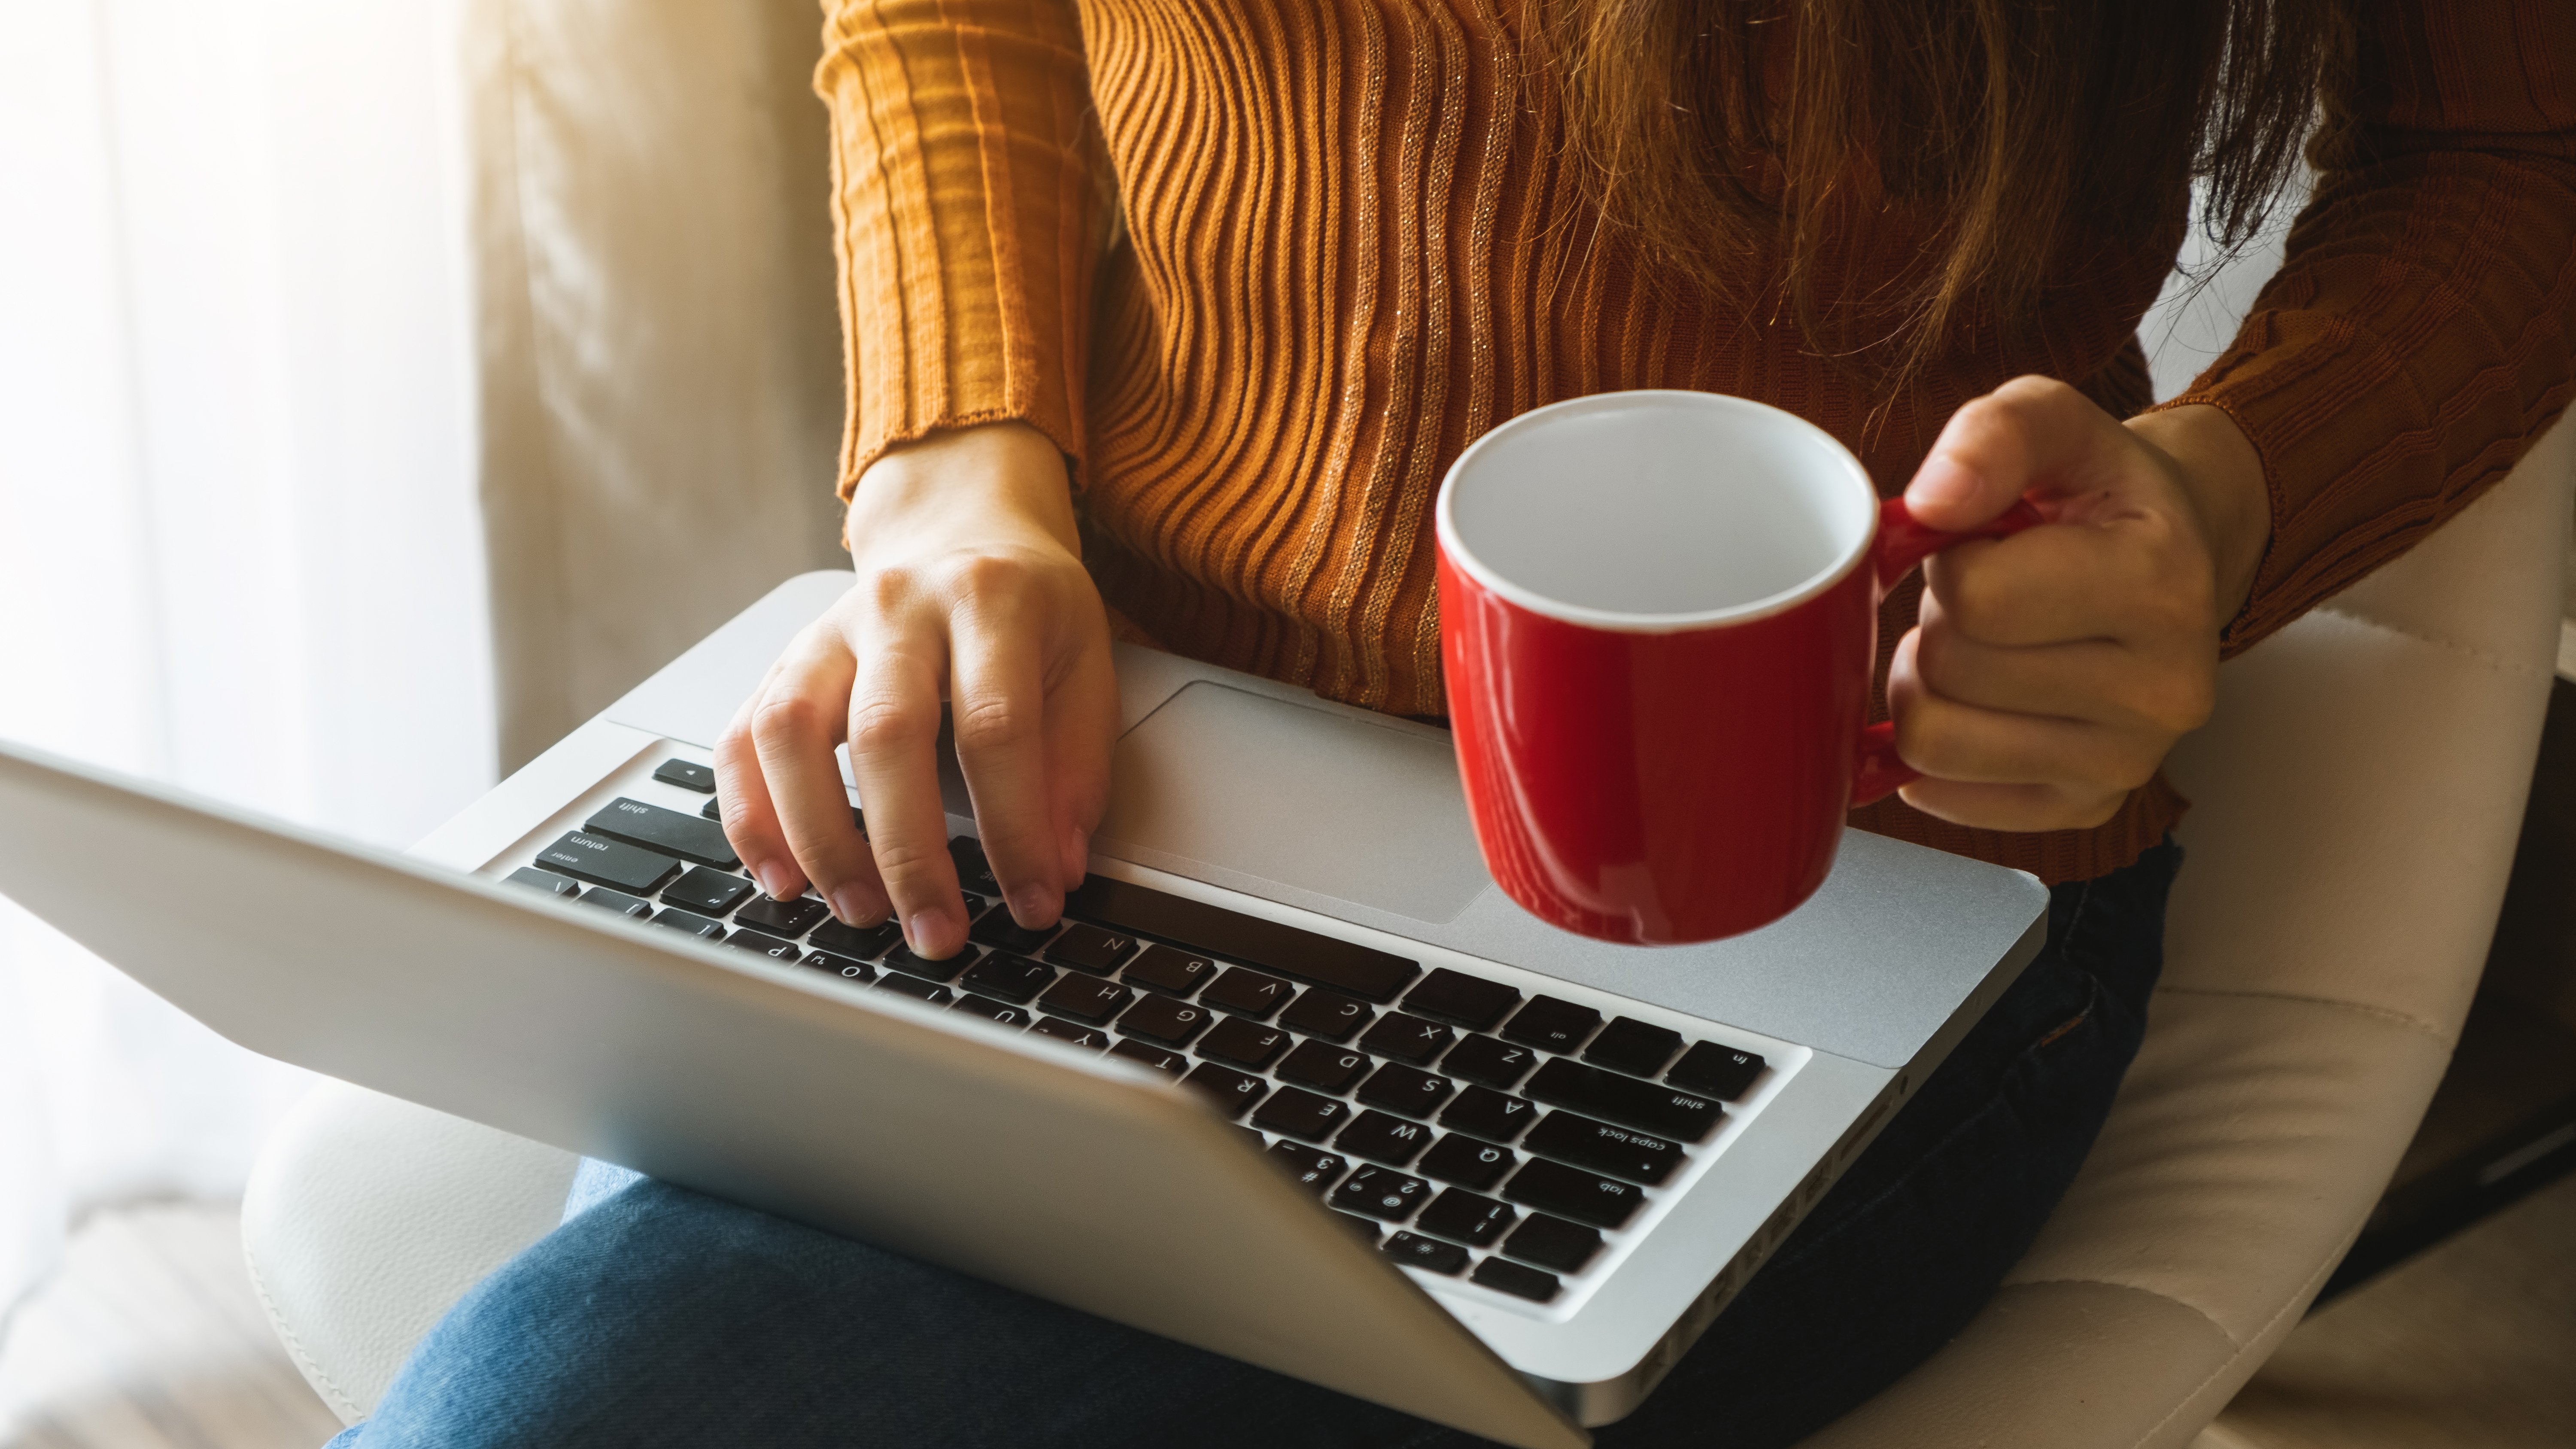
[241,1083,576,1425]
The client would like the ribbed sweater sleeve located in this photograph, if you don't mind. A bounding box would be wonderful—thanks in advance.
[2169,0,2576,656]
[814,0,1105,498]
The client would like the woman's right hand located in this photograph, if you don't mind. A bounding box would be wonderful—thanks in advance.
[713,421,1117,960]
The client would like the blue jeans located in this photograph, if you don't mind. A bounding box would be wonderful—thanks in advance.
[335,841,2179,1449]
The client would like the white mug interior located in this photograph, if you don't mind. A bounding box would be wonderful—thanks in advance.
[1437,391,1879,630]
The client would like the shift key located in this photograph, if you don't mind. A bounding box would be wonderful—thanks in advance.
[585,796,739,868]
[1524,1059,1723,1142]
[534,832,680,894]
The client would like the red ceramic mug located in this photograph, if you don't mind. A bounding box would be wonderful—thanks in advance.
[1435,390,2041,945]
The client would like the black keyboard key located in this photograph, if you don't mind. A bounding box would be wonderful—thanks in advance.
[1502,1158,1644,1230]
[1334,1110,1434,1166]
[1116,993,1215,1046]
[804,951,876,983]
[504,866,581,899]
[885,941,978,983]
[735,895,830,938]
[1250,1087,1351,1143]
[1195,1015,1291,1069]
[1668,1042,1767,1100]
[1030,1016,1109,1050]
[700,797,723,821]
[1524,1058,1724,1142]
[969,903,1059,954]
[1330,1164,1433,1221]
[1382,1232,1469,1275]
[876,972,953,1004]
[1418,1133,1519,1191]
[1036,973,1133,1024]
[725,929,802,963]
[1336,1214,1383,1245]
[960,952,1056,1004]
[573,886,653,918]
[1265,1143,1349,1195]
[1276,1039,1373,1095]
[1502,1214,1603,1273]
[1201,967,1295,1019]
[1121,944,1216,997]
[952,993,1034,1027]
[948,835,1004,896]
[1061,875,1420,1002]
[1583,1017,1685,1077]
[584,796,739,868]
[1437,1085,1536,1144]
[1278,988,1375,1043]
[651,758,716,792]
[1403,969,1522,1030]
[1109,1038,1189,1078]
[810,918,901,958]
[650,907,727,939]
[1416,1188,1517,1248]
[535,832,680,894]
[1180,1063,1268,1118]
[1502,996,1601,1054]
[1357,1063,1455,1120]
[1525,1112,1686,1186]
[1358,1012,1454,1066]
[1442,1035,1539,1091]
[1045,922,1137,973]
[1471,1258,1561,1303]
[660,866,754,917]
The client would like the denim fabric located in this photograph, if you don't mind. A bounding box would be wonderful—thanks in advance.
[334,841,2180,1449]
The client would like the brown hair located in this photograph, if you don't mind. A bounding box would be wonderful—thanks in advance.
[1543,0,2351,385]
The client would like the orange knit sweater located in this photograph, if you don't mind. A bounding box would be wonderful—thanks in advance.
[815,0,2576,884]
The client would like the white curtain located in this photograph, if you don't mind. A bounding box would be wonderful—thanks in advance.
[0,0,491,1321]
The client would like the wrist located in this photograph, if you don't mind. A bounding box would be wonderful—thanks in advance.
[2128,404,2270,621]
[846,421,1078,558]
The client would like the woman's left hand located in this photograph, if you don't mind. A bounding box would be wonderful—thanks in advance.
[1888,376,2272,832]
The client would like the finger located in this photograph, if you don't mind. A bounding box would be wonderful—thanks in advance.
[1924,507,2212,647]
[948,590,1066,928]
[1896,777,2130,832]
[1915,605,2216,735]
[844,625,969,957]
[1905,375,2111,531]
[714,670,803,902]
[747,623,887,923]
[1044,615,1121,891]
[1889,630,2168,790]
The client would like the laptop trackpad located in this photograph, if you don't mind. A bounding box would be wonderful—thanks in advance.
[1095,683,1491,925]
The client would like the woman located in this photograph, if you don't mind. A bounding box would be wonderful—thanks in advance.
[342,2,2575,1444]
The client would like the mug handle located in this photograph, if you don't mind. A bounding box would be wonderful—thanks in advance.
[1851,495,2047,806]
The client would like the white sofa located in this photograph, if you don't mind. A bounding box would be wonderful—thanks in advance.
[242,2,2576,1442]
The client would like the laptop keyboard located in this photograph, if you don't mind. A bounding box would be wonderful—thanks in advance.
[509,764,1776,1309]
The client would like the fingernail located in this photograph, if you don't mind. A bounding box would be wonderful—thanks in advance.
[905,910,952,957]
[1912,453,1982,510]
[831,886,883,927]
[1010,887,1061,927]
[756,863,797,899]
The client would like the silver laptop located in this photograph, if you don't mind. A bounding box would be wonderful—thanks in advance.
[0,570,2044,1448]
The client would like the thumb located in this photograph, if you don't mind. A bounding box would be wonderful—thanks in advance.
[1905,376,2103,532]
